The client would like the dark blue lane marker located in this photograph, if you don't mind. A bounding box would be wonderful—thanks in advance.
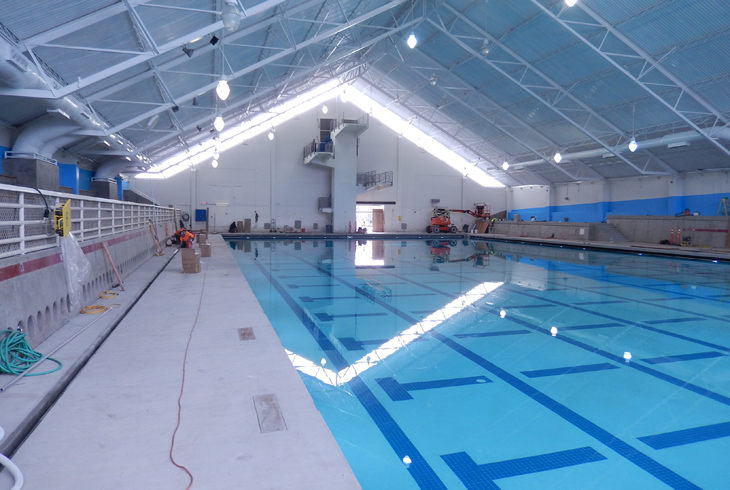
[455,329,531,338]
[646,297,695,302]
[252,261,350,371]
[574,300,627,305]
[315,312,388,322]
[638,421,730,450]
[376,376,491,401]
[521,363,620,378]
[501,304,556,309]
[349,377,447,490]
[506,287,730,353]
[640,351,726,364]
[643,317,706,325]
[299,295,359,302]
[287,253,702,489]
[338,336,428,351]
[412,309,437,314]
[561,323,624,331]
[288,283,340,289]
[430,331,702,490]
[442,447,607,490]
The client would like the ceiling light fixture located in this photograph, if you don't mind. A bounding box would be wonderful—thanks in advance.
[211,159,218,168]
[268,130,275,141]
[502,161,509,170]
[216,80,230,100]
[146,114,160,130]
[628,104,638,152]
[213,151,220,160]
[628,138,638,152]
[554,151,563,163]
[481,0,489,55]
[214,116,225,132]
[565,0,578,6]
[429,76,437,86]
[221,0,242,32]
[322,104,328,114]
[407,33,417,49]
[182,46,194,58]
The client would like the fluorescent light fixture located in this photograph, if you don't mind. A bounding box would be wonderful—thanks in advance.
[322,104,328,114]
[554,152,563,163]
[146,114,160,130]
[628,138,638,152]
[137,78,504,186]
[565,0,578,6]
[502,161,509,170]
[214,116,225,132]
[216,80,230,101]
[268,130,275,140]
[407,33,417,49]
[124,156,132,161]
[668,141,689,149]
[211,159,218,168]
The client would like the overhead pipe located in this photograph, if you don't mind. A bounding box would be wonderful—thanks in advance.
[93,159,147,181]
[39,134,83,158]
[514,128,730,168]
[0,39,145,178]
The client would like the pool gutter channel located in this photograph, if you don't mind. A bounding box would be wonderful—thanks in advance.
[224,231,730,263]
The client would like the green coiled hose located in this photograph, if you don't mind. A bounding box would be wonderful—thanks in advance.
[0,329,62,376]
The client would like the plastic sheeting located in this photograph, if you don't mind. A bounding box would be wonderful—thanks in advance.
[61,233,91,315]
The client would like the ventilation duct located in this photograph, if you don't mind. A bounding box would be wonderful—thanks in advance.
[0,39,143,178]
[515,128,730,167]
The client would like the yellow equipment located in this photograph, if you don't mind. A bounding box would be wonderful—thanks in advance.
[54,199,71,238]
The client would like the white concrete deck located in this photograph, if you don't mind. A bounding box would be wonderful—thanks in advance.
[0,235,360,490]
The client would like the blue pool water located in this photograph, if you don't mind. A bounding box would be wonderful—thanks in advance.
[229,238,730,490]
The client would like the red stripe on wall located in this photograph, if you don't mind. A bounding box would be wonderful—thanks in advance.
[0,229,150,283]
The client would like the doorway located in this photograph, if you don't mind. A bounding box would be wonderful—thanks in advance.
[356,204,384,232]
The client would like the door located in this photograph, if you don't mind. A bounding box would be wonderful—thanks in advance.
[372,209,385,232]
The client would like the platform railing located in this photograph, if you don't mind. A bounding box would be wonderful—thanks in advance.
[357,170,393,187]
[334,112,369,132]
[0,183,177,260]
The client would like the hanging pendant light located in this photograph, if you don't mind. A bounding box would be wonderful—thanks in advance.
[407,33,417,49]
[554,152,563,163]
[565,0,578,6]
[322,104,328,114]
[211,159,218,168]
[502,161,509,170]
[628,138,638,152]
[268,130,275,141]
[221,0,242,32]
[216,80,230,100]
[214,116,225,132]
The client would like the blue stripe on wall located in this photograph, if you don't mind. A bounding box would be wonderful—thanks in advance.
[79,168,93,191]
[509,191,730,222]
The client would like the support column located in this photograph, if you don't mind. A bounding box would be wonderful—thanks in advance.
[506,187,514,220]
[547,185,555,221]
[331,132,358,233]
[600,181,611,221]
[668,177,685,216]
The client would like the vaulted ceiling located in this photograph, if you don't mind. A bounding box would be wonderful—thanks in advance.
[1,0,729,186]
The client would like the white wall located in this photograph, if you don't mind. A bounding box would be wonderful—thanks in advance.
[131,102,507,233]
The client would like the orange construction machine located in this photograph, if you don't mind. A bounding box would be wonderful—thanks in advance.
[426,203,490,233]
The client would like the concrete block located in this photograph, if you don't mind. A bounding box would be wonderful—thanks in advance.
[199,244,211,257]
[2,158,59,192]
[91,180,118,200]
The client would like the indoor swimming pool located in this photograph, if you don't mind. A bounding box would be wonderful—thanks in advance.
[229,238,730,490]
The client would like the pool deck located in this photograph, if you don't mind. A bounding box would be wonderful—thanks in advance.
[2,231,729,489]
[0,234,360,490]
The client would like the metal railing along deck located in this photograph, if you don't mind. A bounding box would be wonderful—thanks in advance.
[0,183,177,260]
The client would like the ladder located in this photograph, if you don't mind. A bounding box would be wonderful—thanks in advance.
[718,197,730,216]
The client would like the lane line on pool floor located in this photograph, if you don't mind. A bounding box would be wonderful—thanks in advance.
[284,252,705,490]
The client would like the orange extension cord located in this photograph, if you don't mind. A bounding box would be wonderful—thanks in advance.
[169,258,210,489]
